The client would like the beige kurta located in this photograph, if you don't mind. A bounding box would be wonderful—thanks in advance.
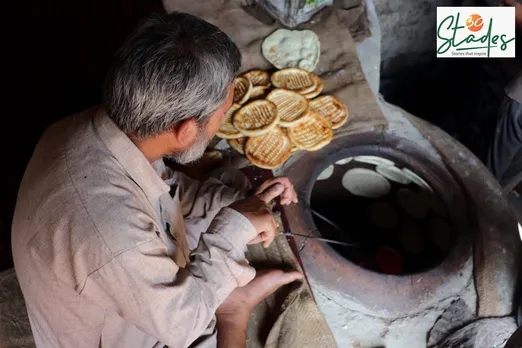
[11,107,256,348]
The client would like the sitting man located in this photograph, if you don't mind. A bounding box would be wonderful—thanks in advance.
[11,12,301,348]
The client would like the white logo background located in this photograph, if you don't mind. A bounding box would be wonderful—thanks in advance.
[437,7,515,58]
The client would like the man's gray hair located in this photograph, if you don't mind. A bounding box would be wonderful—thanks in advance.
[104,12,241,138]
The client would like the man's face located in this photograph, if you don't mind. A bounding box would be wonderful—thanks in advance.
[166,84,235,165]
[204,83,235,137]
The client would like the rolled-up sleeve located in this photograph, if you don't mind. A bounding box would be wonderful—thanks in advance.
[79,207,256,347]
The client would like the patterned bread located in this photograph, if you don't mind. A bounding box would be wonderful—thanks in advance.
[266,89,310,127]
[233,77,252,104]
[228,137,248,154]
[249,86,271,101]
[245,127,292,169]
[232,100,279,136]
[216,103,242,139]
[304,74,324,99]
[241,70,271,87]
[286,111,333,151]
[309,95,349,129]
[270,68,317,94]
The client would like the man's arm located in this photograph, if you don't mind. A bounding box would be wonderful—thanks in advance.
[79,207,257,347]
[173,170,246,219]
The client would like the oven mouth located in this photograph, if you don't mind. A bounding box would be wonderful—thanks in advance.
[301,142,468,276]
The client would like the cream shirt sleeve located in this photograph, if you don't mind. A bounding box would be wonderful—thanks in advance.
[173,171,247,219]
[79,207,256,348]
[151,159,247,219]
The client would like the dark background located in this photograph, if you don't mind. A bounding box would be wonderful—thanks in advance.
[2,0,164,271]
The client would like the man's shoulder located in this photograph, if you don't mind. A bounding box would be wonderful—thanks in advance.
[13,107,161,287]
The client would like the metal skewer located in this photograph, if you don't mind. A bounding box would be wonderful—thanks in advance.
[280,231,358,247]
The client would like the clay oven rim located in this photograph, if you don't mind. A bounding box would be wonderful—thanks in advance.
[283,132,472,281]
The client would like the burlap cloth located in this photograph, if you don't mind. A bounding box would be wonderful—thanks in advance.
[162,1,388,347]
[163,0,388,156]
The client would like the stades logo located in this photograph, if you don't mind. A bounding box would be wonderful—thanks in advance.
[437,7,516,58]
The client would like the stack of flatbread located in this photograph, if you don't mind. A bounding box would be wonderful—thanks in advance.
[217,68,350,169]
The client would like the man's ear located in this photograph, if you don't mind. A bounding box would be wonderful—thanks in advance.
[169,118,198,146]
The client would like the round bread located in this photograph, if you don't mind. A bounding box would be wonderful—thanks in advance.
[402,168,432,191]
[420,190,447,217]
[368,201,398,229]
[396,188,429,219]
[354,155,395,167]
[310,95,349,129]
[376,165,411,185]
[216,103,242,139]
[249,86,270,100]
[232,100,279,136]
[341,168,391,198]
[335,157,353,165]
[304,74,324,99]
[233,77,252,104]
[271,68,317,94]
[245,127,292,169]
[400,220,426,254]
[317,165,334,181]
[286,112,333,151]
[242,70,271,87]
[266,89,310,127]
[261,29,320,72]
[428,218,452,251]
[228,137,247,154]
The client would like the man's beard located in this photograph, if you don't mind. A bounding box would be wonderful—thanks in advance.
[166,127,211,165]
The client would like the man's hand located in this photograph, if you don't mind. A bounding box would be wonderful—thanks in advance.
[229,195,278,248]
[230,177,297,248]
[215,269,303,348]
[253,177,298,205]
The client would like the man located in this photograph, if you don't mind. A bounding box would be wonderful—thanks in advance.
[484,0,522,192]
[12,12,302,348]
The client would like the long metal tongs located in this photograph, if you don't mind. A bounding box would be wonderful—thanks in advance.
[279,231,357,247]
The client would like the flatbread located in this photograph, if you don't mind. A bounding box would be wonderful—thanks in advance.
[245,127,292,169]
[304,74,324,99]
[376,165,411,185]
[286,111,333,151]
[402,168,432,191]
[396,188,429,219]
[341,168,391,198]
[317,165,334,181]
[233,100,279,136]
[335,157,353,165]
[216,103,242,139]
[400,220,426,254]
[420,190,447,217]
[428,218,452,251]
[262,29,320,72]
[309,95,349,129]
[354,155,395,167]
[228,137,247,154]
[249,86,270,100]
[271,68,317,94]
[266,89,310,127]
[367,201,398,229]
[241,70,271,87]
[234,77,252,104]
